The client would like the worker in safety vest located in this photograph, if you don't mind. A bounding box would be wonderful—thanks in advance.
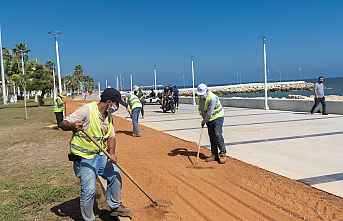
[59,88,132,220]
[53,94,65,127]
[133,85,145,118]
[125,92,142,137]
[197,83,227,164]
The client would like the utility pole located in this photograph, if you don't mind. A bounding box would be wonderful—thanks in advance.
[19,50,28,119]
[191,57,196,107]
[263,36,269,110]
[154,66,157,91]
[48,31,63,94]
[0,27,7,104]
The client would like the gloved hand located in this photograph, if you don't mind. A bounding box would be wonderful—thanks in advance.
[72,121,83,132]
[201,120,206,128]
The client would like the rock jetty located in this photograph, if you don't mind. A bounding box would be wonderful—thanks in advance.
[179,81,314,96]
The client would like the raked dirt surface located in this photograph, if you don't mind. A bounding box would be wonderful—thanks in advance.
[112,116,343,221]
[2,101,342,221]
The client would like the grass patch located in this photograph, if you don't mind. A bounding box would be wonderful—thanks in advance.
[18,184,77,209]
[0,168,78,221]
[0,202,22,221]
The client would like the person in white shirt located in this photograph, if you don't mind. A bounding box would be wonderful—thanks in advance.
[310,76,327,115]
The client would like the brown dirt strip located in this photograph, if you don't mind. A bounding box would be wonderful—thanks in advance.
[113,117,343,221]
[65,100,343,221]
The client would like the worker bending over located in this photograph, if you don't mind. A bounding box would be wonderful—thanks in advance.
[60,88,132,220]
[197,83,227,164]
[125,92,142,137]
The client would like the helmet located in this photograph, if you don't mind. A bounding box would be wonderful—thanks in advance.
[197,83,208,96]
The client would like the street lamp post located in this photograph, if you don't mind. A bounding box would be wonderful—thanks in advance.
[48,31,62,94]
[0,27,7,104]
[130,74,133,92]
[98,82,101,99]
[154,66,157,91]
[263,36,269,110]
[191,57,196,107]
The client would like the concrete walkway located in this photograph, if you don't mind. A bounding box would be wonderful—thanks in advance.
[117,104,343,198]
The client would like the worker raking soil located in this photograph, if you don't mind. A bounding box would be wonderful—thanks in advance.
[60,88,133,220]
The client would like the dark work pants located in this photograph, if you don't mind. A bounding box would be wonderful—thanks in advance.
[206,117,226,159]
[310,97,327,114]
[54,112,64,127]
[140,101,145,118]
[174,96,179,108]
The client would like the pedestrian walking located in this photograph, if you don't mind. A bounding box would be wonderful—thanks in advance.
[197,83,227,164]
[310,76,328,115]
[59,88,132,220]
[173,85,179,109]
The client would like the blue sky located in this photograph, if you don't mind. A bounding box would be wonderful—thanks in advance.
[1,0,343,88]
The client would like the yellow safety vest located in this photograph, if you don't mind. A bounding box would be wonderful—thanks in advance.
[53,97,64,112]
[204,91,224,122]
[127,94,142,110]
[70,102,114,159]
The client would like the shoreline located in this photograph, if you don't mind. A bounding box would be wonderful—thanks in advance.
[178,80,343,101]
[179,81,313,95]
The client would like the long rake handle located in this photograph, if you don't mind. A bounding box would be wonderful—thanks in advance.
[196,127,204,164]
[81,130,157,205]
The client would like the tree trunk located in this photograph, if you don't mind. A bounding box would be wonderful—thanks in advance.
[38,90,46,106]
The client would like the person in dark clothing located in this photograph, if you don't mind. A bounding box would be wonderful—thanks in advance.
[310,76,327,115]
[173,85,179,109]
[149,89,156,98]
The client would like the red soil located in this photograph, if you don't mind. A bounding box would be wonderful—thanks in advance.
[66,100,343,221]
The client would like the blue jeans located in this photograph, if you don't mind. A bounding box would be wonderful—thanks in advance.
[131,107,141,135]
[206,117,226,159]
[73,154,122,221]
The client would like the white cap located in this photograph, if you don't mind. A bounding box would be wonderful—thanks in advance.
[197,83,208,96]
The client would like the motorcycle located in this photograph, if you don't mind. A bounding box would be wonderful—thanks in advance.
[161,95,176,113]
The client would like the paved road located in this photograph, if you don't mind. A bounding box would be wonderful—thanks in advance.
[117,104,343,198]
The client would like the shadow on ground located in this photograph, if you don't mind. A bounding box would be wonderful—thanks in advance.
[116,130,133,136]
[168,147,207,164]
[51,197,120,221]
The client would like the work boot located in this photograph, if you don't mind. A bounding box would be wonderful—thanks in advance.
[110,204,132,218]
[205,155,217,162]
[218,153,227,164]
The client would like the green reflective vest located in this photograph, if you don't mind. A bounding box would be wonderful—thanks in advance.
[70,102,114,159]
[53,97,64,113]
[204,91,224,122]
[127,94,142,110]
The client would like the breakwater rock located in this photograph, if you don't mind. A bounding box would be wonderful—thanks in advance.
[179,81,314,96]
